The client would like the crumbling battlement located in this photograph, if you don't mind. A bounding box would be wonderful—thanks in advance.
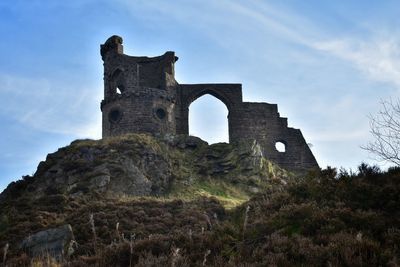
[100,35,319,172]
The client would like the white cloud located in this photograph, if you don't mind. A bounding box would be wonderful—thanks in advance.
[119,0,400,91]
[313,38,400,87]
[231,2,400,89]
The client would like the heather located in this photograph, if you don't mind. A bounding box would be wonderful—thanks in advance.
[0,135,399,266]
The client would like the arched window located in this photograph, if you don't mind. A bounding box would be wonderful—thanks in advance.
[189,94,229,144]
[111,69,125,95]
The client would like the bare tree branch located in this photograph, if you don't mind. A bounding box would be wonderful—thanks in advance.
[362,98,400,166]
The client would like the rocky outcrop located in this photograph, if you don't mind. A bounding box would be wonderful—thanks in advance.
[20,224,74,259]
[0,134,288,201]
[0,133,291,265]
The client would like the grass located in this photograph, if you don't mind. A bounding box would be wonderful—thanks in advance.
[167,179,250,209]
[113,179,250,209]
[1,165,400,266]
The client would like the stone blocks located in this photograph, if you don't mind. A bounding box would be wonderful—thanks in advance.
[100,35,319,172]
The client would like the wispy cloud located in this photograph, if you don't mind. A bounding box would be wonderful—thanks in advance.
[0,74,102,138]
[120,0,400,89]
[312,38,400,87]
[225,2,400,89]
[235,2,400,88]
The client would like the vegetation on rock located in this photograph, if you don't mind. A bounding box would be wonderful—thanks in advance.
[0,134,399,266]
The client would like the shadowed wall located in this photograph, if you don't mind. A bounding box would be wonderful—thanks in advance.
[100,36,319,172]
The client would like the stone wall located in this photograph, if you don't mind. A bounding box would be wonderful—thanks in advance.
[100,36,319,172]
[101,36,177,137]
[101,87,176,137]
[228,102,317,171]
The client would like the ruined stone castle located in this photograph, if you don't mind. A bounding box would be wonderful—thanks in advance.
[100,36,318,172]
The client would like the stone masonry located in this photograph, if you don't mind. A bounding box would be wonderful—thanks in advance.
[100,36,319,172]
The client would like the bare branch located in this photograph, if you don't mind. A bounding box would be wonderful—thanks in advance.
[362,98,400,166]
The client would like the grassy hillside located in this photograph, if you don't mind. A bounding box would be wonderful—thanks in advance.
[0,135,399,266]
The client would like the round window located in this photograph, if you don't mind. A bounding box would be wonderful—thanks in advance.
[108,108,122,123]
[156,108,166,120]
[275,141,286,153]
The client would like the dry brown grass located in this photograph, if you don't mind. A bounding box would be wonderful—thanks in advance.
[1,157,400,266]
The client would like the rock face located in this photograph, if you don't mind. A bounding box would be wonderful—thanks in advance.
[20,224,73,259]
[32,135,174,197]
[0,134,288,200]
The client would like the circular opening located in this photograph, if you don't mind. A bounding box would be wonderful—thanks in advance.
[156,108,166,120]
[108,108,122,123]
[275,141,286,153]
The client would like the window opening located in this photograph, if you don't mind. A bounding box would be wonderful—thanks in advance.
[275,141,286,153]
[189,94,228,144]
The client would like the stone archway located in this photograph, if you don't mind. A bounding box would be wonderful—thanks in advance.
[177,84,243,141]
[184,88,235,111]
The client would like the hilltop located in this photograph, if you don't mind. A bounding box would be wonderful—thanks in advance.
[0,134,288,206]
[0,134,399,266]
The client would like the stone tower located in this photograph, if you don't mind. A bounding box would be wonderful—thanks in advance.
[100,35,319,172]
[100,35,178,137]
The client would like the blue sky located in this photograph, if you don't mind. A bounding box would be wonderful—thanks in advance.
[1,0,400,192]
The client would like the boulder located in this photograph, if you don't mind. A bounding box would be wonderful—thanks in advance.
[20,224,74,259]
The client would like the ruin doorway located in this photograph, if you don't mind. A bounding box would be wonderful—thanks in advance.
[189,94,229,144]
